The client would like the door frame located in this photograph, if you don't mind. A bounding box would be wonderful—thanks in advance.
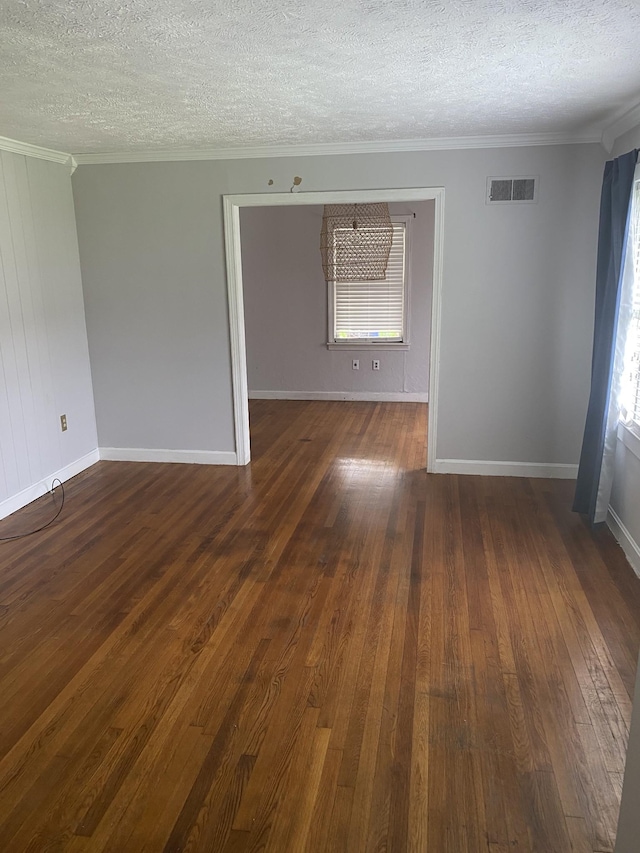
[222,187,445,469]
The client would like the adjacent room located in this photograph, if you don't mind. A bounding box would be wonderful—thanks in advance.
[240,200,433,408]
[1,2,640,851]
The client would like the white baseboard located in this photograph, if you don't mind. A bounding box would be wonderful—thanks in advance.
[606,507,640,579]
[433,459,579,478]
[0,449,100,522]
[99,447,238,465]
[249,390,429,403]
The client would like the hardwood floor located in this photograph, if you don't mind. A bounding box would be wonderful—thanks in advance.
[0,400,639,852]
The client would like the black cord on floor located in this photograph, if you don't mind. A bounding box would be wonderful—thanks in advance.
[0,479,65,541]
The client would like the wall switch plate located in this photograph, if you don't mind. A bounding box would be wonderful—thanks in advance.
[372,359,380,370]
[60,414,68,432]
[352,359,360,370]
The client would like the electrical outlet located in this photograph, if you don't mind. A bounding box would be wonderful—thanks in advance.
[372,359,380,371]
[352,359,360,370]
[60,414,67,432]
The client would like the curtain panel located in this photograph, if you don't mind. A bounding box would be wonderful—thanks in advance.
[573,149,638,523]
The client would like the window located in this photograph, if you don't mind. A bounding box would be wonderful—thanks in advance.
[328,216,410,348]
[621,174,640,431]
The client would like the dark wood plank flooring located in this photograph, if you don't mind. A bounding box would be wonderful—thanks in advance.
[0,400,639,852]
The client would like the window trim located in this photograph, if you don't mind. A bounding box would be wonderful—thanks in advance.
[618,420,640,462]
[617,169,640,461]
[326,213,412,349]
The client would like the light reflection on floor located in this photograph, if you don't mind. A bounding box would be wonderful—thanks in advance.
[333,456,401,486]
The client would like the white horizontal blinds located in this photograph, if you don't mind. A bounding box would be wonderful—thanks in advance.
[630,178,640,425]
[334,222,406,341]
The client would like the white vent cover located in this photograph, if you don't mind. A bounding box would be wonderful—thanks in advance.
[486,177,538,204]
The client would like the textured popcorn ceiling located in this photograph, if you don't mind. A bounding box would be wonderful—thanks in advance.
[1,0,640,154]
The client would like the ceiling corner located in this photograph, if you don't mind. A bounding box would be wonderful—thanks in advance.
[601,100,640,154]
[0,134,74,166]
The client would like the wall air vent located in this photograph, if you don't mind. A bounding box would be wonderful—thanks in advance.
[486,177,537,204]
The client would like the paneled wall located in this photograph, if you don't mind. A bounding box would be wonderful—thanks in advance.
[0,151,98,520]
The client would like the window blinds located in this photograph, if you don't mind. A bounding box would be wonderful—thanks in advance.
[334,222,406,341]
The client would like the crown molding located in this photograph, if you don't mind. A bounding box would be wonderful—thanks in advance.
[0,127,604,169]
[0,134,74,167]
[601,101,640,153]
[72,130,602,166]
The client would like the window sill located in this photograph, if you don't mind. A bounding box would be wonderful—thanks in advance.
[617,420,640,462]
[326,342,410,351]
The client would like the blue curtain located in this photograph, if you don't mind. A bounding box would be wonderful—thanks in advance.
[573,149,638,521]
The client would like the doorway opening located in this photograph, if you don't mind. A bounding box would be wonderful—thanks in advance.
[223,188,445,469]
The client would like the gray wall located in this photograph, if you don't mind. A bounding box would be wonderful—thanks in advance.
[240,201,433,399]
[73,162,235,452]
[0,151,97,519]
[72,143,604,464]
